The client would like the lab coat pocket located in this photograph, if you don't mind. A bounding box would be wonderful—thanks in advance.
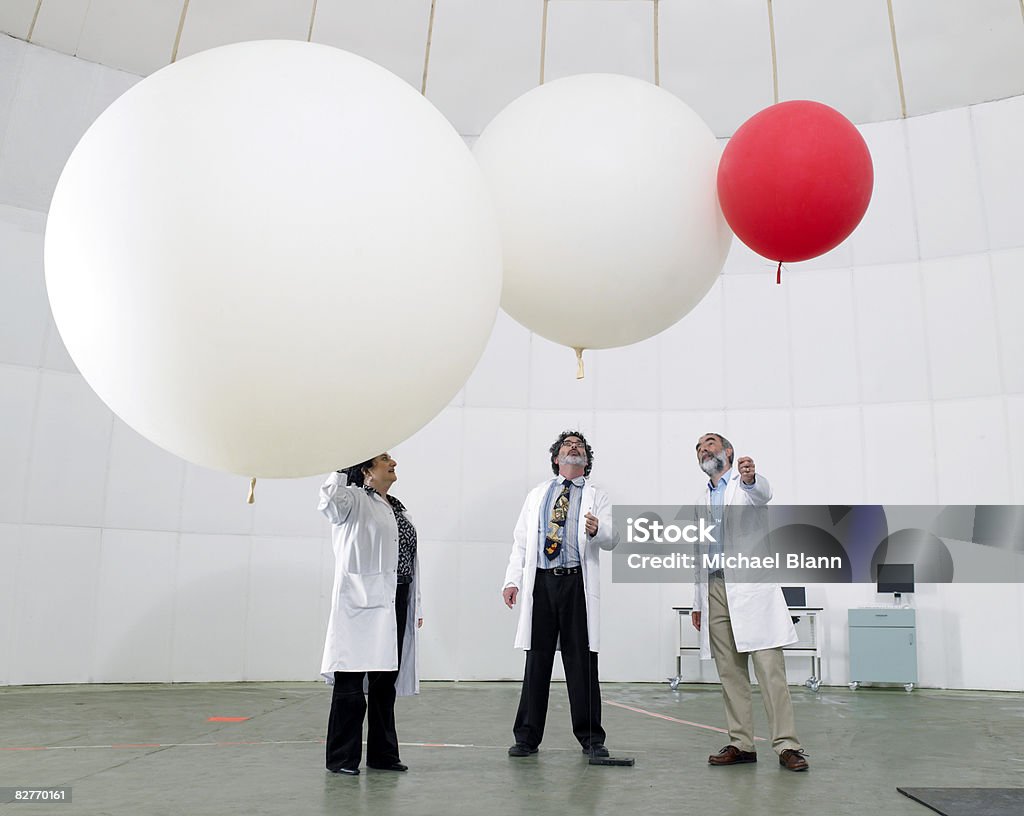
[345,537,383,576]
[344,573,390,610]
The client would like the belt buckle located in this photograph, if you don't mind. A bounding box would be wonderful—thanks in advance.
[553,567,567,576]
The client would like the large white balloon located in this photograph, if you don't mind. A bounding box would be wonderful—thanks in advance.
[45,41,501,478]
[473,73,731,351]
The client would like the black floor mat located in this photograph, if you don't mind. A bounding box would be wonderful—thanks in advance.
[897,788,1024,816]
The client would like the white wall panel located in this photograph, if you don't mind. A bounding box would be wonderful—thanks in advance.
[172,533,249,681]
[787,268,860,407]
[0,37,28,175]
[92,528,177,682]
[391,406,464,542]
[850,119,919,266]
[720,409,796,503]
[10,525,101,684]
[427,0,543,135]
[921,255,1001,400]
[458,539,521,679]
[0,5,38,40]
[250,474,328,539]
[774,0,900,123]
[0,45,98,210]
[0,206,48,367]
[24,371,113,527]
[972,96,1024,252]
[175,0,310,61]
[29,0,91,56]
[180,465,256,536]
[793,406,864,503]
[722,274,791,409]
[1007,396,1024,504]
[659,280,724,411]
[990,249,1024,395]
[415,539,460,679]
[544,0,654,84]
[312,0,431,91]
[659,0,773,137]
[529,333,598,411]
[893,0,1024,116]
[245,536,323,680]
[103,419,185,532]
[852,262,930,404]
[0,365,36,523]
[906,108,987,260]
[75,0,183,76]
[862,402,937,503]
[464,310,531,409]
[462,408,529,543]
[594,334,659,412]
[592,411,658,505]
[932,398,1011,504]
[0,523,21,684]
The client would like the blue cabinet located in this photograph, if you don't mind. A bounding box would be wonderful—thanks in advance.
[848,608,917,691]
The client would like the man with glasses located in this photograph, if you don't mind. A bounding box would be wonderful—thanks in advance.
[502,430,619,759]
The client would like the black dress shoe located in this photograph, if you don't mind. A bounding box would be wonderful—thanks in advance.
[708,745,757,765]
[328,767,359,775]
[368,762,408,772]
[508,743,538,757]
[583,744,610,757]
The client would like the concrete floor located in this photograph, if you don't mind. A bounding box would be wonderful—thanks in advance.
[1,681,1022,816]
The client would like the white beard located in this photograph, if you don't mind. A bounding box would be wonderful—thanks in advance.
[700,451,728,476]
[560,453,587,468]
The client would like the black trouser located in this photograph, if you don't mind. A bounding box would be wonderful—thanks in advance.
[326,581,410,771]
[513,570,605,750]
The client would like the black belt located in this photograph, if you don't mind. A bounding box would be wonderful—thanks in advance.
[708,569,725,580]
[397,574,413,584]
[537,566,581,575]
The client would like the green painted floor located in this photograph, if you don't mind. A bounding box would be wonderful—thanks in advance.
[1,681,1021,815]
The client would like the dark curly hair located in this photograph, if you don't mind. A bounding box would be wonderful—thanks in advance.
[548,430,594,478]
[337,456,379,487]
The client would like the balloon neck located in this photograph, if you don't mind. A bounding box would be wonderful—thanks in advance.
[574,347,585,380]
[247,477,256,504]
[776,261,783,285]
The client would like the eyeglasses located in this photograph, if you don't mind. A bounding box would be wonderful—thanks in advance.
[560,439,586,449]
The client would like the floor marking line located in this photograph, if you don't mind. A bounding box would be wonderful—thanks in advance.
[604,699,768,742]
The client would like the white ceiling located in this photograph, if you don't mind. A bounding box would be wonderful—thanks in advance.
[1,0,1022,136]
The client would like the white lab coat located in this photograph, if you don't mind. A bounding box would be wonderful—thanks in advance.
[503,478,618,652]
[319,471,421,696]
[691,471,797,660]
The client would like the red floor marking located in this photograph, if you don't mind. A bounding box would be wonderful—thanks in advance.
[207,717,250,722]
[604,699,767,742]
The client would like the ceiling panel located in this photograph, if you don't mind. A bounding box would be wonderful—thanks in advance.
[0,1,41,40]
[774,0,900,123]
[29,0,90,56]
[427,0,543,135]
[659,0,774,137]
[312,0,431,91]
[545,0,655,84]
[75,0,184,76]
[176,0,310,60]
[894,0,1024,116]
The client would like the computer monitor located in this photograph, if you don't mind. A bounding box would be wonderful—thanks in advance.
[782,586,806,607]
[877,563,914,595]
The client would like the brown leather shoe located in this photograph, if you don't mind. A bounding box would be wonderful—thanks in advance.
[779,748,809,771]
[708,745,757,765]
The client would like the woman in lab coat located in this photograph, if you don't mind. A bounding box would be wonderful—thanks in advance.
[318,453,422,775]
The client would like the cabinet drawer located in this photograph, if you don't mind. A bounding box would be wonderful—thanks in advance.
[848,608,915,628]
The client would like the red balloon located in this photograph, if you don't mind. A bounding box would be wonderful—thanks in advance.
[717,101,873,265]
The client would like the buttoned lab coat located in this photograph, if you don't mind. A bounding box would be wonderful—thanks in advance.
[319,471,421,696]
[691,471,797,661]
[504,478,618,652]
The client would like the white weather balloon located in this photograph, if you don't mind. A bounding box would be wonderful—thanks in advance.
[473,73,731,357]
[45,41,501,478]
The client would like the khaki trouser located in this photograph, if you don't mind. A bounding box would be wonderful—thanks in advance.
[707,575,801,755]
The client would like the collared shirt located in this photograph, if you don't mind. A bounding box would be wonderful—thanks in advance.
[364,486,416,577]
[707,468,757,575]
[536,475,586,568]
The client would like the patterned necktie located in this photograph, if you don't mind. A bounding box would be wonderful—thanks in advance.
[544,479,573,560]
